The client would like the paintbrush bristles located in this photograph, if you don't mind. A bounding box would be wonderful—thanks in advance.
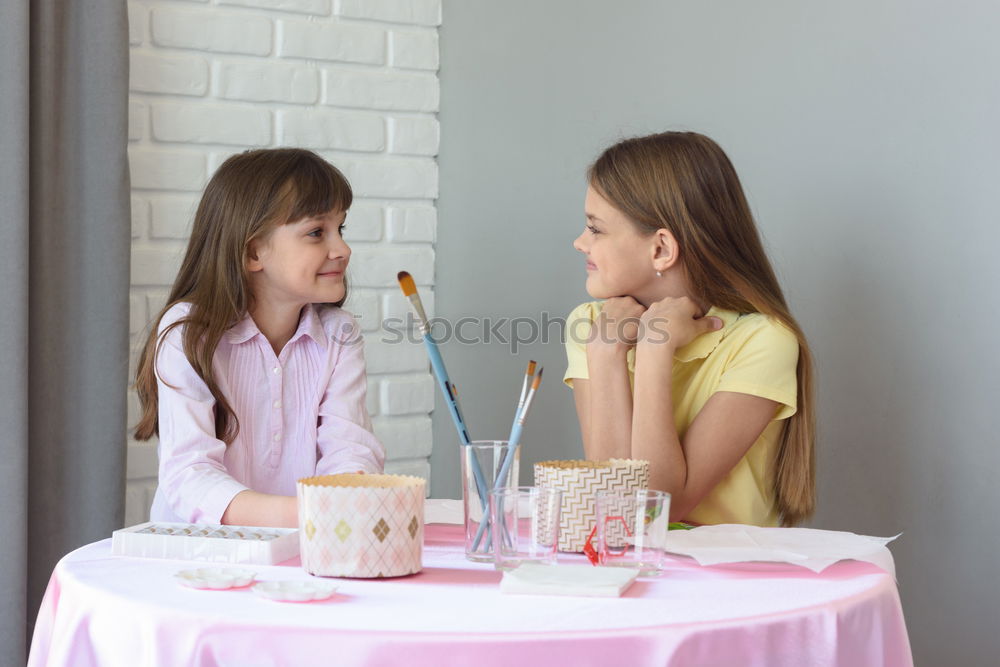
[515,359,537,410]
[396,271,417,296]
[517,366,543,426]
[530,367,543,390]
[396,270,429,332]
[408,295,429,333]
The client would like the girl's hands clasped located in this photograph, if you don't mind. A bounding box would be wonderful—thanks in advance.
[638,296,722,353]
[588,295,723,358]
[589,296,647,356]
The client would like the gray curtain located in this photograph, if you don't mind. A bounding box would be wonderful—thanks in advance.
[0,1,130,663]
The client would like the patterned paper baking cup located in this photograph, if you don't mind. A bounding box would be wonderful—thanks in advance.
[297,474,426,578]
[533,459,649,553]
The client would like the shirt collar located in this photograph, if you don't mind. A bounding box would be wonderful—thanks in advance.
[224,304,328,350]
[672,306,741,362]
[225,314,259,344]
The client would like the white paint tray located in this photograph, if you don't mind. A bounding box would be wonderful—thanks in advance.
[112,522,299,564]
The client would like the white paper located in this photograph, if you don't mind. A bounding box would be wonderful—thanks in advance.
[664,524,899,576]
[424,498,464,525]
[500,563,639,597]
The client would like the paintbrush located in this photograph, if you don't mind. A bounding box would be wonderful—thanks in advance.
[505,367,542,463]
[511,360,537,438]
[396,271,488,511]
[473,366,544,550]
[396,271,471,443]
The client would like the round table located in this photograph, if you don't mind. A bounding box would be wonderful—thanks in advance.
[28,524,912,666]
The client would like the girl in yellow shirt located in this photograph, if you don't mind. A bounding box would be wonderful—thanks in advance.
[564,132,815,526]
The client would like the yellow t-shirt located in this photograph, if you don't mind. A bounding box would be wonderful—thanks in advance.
[563,301,799,526]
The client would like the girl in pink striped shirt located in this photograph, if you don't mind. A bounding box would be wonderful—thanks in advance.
[134,149,385,528]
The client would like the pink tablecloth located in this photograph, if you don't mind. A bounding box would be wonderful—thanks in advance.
[28,524,912,667]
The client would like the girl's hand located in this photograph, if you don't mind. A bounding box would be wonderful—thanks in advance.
[638,296,722,353]
[590,296,647,355]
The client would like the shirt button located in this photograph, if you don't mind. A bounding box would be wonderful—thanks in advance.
[272,433,280,442]
[273,400,282,409]
[272,366,281,375]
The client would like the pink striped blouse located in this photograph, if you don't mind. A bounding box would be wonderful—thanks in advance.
[149,302,385,524]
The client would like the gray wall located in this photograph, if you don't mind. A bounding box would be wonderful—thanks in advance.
[435,1,998,663]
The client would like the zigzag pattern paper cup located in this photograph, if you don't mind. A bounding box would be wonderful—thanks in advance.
[297,474,425,578]
[533,459,649,553]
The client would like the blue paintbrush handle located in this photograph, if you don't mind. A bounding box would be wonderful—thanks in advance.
[423,338,469,444]
[495,423,523,491]
[471,424,523,550]
[422,337,490,529]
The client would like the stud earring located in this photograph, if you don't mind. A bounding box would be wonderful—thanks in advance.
[656,271,662,277]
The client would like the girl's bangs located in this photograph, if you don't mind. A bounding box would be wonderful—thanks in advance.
[281,157,353,224]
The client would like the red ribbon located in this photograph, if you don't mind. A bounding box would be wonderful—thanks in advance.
[583,516,634,566]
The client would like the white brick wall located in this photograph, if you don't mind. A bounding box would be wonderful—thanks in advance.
[277,20,385,63]
[127,0,440,526]
[337,0,441,27]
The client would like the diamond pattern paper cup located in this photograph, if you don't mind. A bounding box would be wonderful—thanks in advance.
[297,474,425,578]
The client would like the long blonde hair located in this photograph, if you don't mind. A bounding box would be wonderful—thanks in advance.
[134,148,353,444]
[589,132,816,525]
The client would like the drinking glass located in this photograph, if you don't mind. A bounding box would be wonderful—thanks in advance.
[595,489,670,575]
[489,486,562,571]
[461,440,519,562]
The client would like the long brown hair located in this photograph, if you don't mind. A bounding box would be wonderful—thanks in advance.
[134,148,353,443]
[589,131,816,525]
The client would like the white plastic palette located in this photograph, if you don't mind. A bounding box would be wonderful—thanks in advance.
[139,524,284,539]
[175,568,256,590]
[252,580,339,603]
[113,521,299,565]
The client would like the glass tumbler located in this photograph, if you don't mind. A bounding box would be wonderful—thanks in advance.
[461,440,519,562]
[489,486,562,571]
[595,489,671,575]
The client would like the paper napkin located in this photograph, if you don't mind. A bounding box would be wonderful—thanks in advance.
[500,563,639,597]
[424,498,464,525]
[664,524,900,576]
